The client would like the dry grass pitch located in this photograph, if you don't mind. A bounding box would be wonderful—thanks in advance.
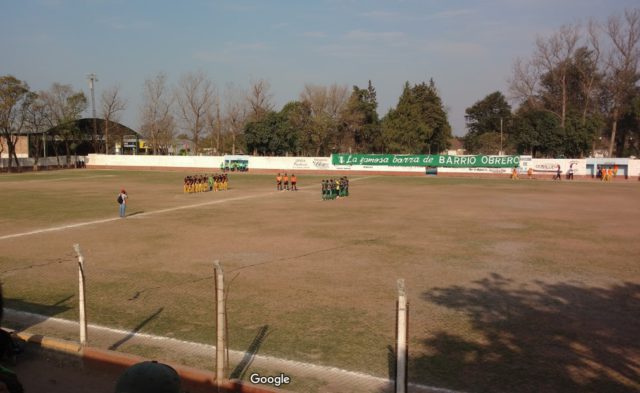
[0,169,639,392]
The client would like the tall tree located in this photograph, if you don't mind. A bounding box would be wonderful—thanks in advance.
[0,75,30,171]
[244,109,299,156]
[509,57,541,108]
[246,78,274,122]
[604,8,640,157]
[223,83,248,155]
[300,83,349,155]
[280,100,312,155]
[508,17,617,157]
[340,80,381,153]
[175,71,215,155]
[381,79,452,154]
[464,91,512,154]
[534,24,580,128]
[511,108,563,157]
[40,83,87,166]
[576,21,604,126]
[140,73,174,155]
[101,85,127,154]
[23,91,51,166]
[205,94,223,154]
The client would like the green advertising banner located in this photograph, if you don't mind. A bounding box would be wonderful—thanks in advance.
[331,154,520,168]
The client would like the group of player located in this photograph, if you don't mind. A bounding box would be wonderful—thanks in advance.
[275,173,298,191]
[183,173,228,193]
[321,177,349,200]
[597,165,617,181]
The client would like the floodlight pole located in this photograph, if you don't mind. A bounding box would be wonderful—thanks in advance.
[87,73,98,153]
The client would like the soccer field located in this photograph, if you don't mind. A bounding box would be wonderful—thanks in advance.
[1,170,639,392]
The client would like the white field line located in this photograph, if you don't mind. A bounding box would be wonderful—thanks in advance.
[5,308,462,393]
[0,193,264,241]
[0,174,116,184]
[0,176,377,241]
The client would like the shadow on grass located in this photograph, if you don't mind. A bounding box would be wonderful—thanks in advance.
[4,295,73,318]
[109,307,164,350]
[2,295,74,332]
[406,273,639,393]
[230,325,269,380]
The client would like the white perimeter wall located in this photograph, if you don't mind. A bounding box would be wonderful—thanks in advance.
[86,154,640,178]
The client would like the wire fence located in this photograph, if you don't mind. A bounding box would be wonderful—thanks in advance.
[0,244,423,393]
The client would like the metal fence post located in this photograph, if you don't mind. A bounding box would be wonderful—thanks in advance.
[396,279,408,393]
[73,244,88,346]
[214,260,226,387]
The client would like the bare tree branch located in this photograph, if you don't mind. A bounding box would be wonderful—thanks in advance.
[101,85,127,154]
[175,71,215,155]
[140,73,175,155]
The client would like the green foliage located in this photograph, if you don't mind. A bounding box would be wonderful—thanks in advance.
[464,91,512,153]
[244,110,299,155]
[615,91,640,156]
[512,106,602,158]
[562,114,601,157]
[281,101,312,155]
[381,79,452,154]
[473,132,503,155]
[341,81,382,153]
[511,109,560,157]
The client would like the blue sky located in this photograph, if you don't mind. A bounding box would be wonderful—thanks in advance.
[1,0,637,137]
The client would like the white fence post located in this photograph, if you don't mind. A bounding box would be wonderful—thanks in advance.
[214,260,226,387]
[396,279,408,393]
[73,244,88,346]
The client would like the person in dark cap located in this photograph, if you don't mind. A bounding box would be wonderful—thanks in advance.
[115,361,182,393]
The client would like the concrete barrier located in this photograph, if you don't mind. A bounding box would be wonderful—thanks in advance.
[13,331,280,393]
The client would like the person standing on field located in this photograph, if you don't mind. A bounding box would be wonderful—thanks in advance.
[291,173,297,191]
[118,189,128,218]
[567,163,574,180]
[553,165,562,181]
